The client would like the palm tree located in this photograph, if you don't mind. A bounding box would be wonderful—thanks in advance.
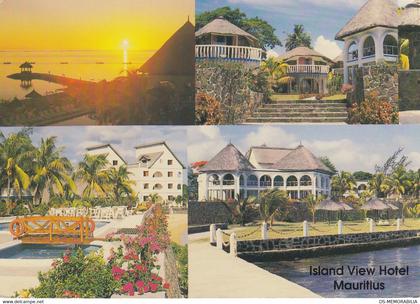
[331,171,357,200]
[261,57,289,92]
[285,24,312,51]
[147,193,163,205]
[258,189,289,225]
[0,130,33,207]
[231,195,256,227]
[31,137,76,210]
[305,194,323,224]
[76,154,111,199]
[108,165,135,204]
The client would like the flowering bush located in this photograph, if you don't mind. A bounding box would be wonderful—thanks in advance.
[28,248,117,298]
[195,92,221,125]
[348,91,399,124]
[108,204,170,297]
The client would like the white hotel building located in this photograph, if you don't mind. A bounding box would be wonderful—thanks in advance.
[86,142,185,203]
[198,143,334,201]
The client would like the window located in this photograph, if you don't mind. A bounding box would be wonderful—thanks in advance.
[168,183,173,189]
[223,174,235,186]
[153,171,163,178]
[168,195,175,201]
[363,36,375,58]
[209,174,220,186]
[287,176,298,187]
[274,176,284,187]
[113,160,118,166]
[144,183,149,189]
[247,175,258,187]
[347,42,358,62]
[383,35,398,56]
[143,171,149,177]
[260,175,272,187]
[153,184,163,190]
[300,175,312,187]
[239,175,245,186]
[168,171,173,177]
[177,184,182,190]
[168,159,173,165]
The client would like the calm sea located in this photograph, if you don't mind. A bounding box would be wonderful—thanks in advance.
[255,245,420,298]
[0,50,154,100]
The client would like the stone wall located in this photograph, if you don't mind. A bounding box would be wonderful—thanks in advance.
[188,201,232,226]
[399,70,420,111]
[163,247,183,298]
[348,64,399,106]
[236,230,420,253]
[196,60,265,124]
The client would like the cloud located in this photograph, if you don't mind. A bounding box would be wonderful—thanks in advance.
[267,49,279,58]
[314,35,342,60]
[187,126,229,164]
[227,0,366,10]
[240,126,298,150]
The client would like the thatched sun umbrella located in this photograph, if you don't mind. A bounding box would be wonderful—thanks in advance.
[316,199,345,223]
[361,198,391,220]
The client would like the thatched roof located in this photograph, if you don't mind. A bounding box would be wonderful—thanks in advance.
[279,47,334,63]
[399,0,420,28]
[338,201,354,211]
[361,198,391,210]
[386,202,399,210]
[272,145,334,174]
[335,0,399,40]
[20,62,33,69]
[25,90,42,99]
[196,16,258,43]
[138,21,194,75]
[316,199,345,211]
[200,143,255,172]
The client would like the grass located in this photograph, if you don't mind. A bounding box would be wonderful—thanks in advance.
[168,213,187,245]
[222,218,420,242]
[269,94,347,102]
[322,94,347,100]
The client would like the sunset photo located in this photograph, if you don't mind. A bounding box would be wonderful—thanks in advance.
[0,0,195,126]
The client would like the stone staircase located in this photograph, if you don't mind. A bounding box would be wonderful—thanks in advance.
[246,99,348,124]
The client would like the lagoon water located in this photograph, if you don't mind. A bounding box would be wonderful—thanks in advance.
[255,245,420,298]
[0,50,154,100]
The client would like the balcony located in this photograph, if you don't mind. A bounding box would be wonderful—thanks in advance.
[196,45,264,62]
[287,64,330,74]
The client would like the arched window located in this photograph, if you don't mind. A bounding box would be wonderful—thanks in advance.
[358,184,367,191]
[223,174,235,186]
[260,175,272,187]
[287,176,298,187]
[300,175,312,187]
[363,36,375,58]
[383,35,398,56]
[247,175,258,187]
[274,176,284,187]
[209,174,220,186]
[347,42,358,61]
[153,171,163,178]
[153,184,163,190]
[321,176,325,188]
[239,175,245,186]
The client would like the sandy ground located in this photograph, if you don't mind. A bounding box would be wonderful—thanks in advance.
[400,111,420,124]
[188,236,320,298]
[168,213,187,246]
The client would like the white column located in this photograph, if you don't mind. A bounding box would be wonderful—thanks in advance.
[230,232,237,257]
[338,220,343,235]
[369,219,375,233]
[358,36,364,67]
[210,224,216,243]
[396,218,401,231]
[216,228,223,249]
[261,222,268,240]
[303,220,309,237]
[374,29,385,63]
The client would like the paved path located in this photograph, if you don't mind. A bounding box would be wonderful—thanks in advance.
[168,214,187,245]
[400,111,420,124]
[189,240,320,298]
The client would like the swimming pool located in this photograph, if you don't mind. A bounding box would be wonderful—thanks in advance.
[0,244,101,259]
[0,222,9,231]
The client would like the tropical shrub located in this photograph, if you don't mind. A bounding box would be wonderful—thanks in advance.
[195,92,221,125]
[348,92,399,124]
[170,242,188,297]
[29,248,117,298]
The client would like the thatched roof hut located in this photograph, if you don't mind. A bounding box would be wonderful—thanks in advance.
[279,47,334,64]
[316,199,345,211]
[335,0,399,40]
[20,62,33,69]
[200,143,255,172]
[138,20,194,75]
[196,16,259,47]
[361,198,391,210]
[399,0,420,29]
[25,90,42,99]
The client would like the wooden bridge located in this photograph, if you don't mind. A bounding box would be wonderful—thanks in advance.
[9,216,96,245]
[7,72,96,87]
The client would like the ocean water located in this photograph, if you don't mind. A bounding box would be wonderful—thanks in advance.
[0,50,154,100]
[255,245,420,298]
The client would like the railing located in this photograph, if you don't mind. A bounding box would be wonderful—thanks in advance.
[195,45,264,62]
[347,50,359,62]
[9,216,95,244]
[363,47,375,58]
[287,65,330,74]
[260,181,272,187]
[384,45,398,57]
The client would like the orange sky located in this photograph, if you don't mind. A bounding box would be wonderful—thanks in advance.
[0,0,194,51]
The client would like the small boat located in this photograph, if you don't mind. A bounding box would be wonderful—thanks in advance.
[3,62,11,64]
[29,62,36,64]
[60,62,69,64]
[96,61,105,64]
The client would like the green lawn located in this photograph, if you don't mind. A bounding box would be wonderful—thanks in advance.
[222,218,420,242]
[270,94,301,101]
[322,94,347,100]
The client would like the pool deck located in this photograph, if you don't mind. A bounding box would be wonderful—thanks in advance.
[188,235,320,298]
